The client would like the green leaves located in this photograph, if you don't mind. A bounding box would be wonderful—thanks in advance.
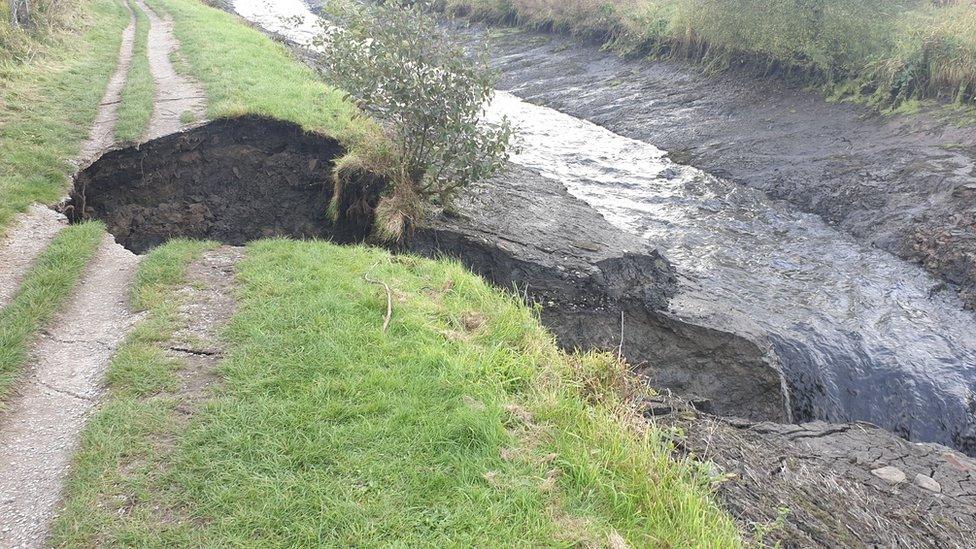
[314,0,514,208]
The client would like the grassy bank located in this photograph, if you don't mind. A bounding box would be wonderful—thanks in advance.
[0,223,104,404]
[0,0,130,233]
[53,240,741,546]
[445,0,976,108]
[143,0,394,167]
[115,5,154,143]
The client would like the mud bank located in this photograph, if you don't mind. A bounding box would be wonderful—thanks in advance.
[66,116,362,252]
[649,394,976,547]
[65,115,788,420]
[455,23,976,310]
[409,165,789,422]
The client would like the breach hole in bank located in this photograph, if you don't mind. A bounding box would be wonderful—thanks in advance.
[64,116,381,253]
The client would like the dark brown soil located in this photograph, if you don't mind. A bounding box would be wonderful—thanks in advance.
[66,116,366,253]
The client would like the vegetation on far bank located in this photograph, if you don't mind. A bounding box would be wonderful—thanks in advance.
[0,0,130,232]
[0,222,104,405]
[53,239,742,546]
[444,0,976,109]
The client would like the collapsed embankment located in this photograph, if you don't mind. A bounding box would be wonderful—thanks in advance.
[66,116,368,250]
[64,115,976,543]
[65,116,790,422]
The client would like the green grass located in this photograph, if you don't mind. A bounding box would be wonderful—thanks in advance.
[115,3,154,143]
[143,0,393,166]
[0,0,130,233]
[447,0,976,109]
[0,222,104,404]
[53,240,741,547]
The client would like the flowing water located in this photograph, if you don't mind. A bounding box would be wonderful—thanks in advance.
[234,0,976,454]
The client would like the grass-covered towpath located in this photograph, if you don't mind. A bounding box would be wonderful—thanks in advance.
[53,240,741,546]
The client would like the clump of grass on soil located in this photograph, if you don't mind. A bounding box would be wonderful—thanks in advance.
[0,222,104,404]
[445,0,976,109]
[52,239,741,546]
[0,0,130,233]
[114,4,154,143]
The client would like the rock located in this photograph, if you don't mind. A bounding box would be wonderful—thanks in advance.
[914,473,942,493]
[639,398,673,417]
[871,466,907,484]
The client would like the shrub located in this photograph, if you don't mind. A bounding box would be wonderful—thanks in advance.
[313,0,514,238]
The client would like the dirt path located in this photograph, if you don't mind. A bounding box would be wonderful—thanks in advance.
[0,1,137,310]
[0,207,67,309]
[135,0,206,139]
[78,2,139,166]
[167,246,241,411]
[0,238,139,548]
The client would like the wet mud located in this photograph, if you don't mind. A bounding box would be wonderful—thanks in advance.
[456,23,976,311]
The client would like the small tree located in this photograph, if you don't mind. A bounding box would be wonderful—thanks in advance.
[313,0,513,235]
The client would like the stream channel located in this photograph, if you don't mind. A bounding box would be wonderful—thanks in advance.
[232,0,976,455]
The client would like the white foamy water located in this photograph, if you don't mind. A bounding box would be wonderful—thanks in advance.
[234,0,976,453]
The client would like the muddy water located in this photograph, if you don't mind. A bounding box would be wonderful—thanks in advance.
[233,0,976,454]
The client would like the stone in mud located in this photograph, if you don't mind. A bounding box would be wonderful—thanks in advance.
[408,164,790,422]
[871,466,907,484]
[914,473,942,493]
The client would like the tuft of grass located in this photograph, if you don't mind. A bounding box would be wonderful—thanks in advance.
[114,4,154,143]
[446,0,976,110]
[0,0,130,233]
[0,222,104,404]
[53,240,741,546]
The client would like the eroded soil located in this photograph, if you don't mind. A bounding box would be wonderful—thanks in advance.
[67,116,354,253]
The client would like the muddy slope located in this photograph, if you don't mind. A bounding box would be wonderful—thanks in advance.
[409,165,790,422]
[647,394,976,547]
[455,24,976,309]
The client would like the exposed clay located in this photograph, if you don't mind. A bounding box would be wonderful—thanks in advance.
[136,0,207,139]
[0,207,67,309]
[66,116,354,253]
[409,165,790,422]
[454,23,976,309]
[646,394,976,547]
[78,2,137,166]
[0,236,140,548]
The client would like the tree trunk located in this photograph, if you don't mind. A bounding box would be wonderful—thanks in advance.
[9,0,19,27]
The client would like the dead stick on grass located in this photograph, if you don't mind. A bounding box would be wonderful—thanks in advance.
[617,310,625,361]
[364,274,393,332]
